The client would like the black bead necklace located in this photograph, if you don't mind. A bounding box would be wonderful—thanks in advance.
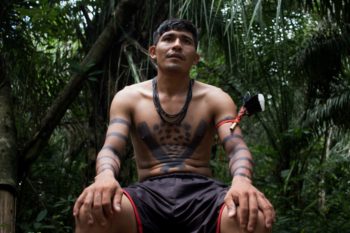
[152,77,194,125]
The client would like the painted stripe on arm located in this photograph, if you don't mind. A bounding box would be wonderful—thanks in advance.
[222,134,244,145]
[228,147,250,159]
[106,132,128,142]
[230,156,255,166]
[96,163,118,174]
[109,118,131,127]
[101,145,121,156]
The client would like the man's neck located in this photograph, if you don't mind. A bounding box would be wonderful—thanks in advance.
[156,72,191,96]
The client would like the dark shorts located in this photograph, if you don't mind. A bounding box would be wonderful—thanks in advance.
[123,173,228,233]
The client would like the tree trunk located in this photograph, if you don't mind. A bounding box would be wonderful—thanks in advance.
[0,56,17,233]
[22,0,143,172]
[0,190,16,233]
[319,126,333,211]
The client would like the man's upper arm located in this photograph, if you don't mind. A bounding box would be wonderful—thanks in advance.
[211,89,243,152]
[104,87,133,150]
[95,87,134,176]
[212,89,237,137]
[212,89,253,179]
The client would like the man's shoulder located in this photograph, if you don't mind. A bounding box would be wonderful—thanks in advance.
[194,80,228,98]
[116,79,152,97]
[110,80,152,110]
[194,80,236,110]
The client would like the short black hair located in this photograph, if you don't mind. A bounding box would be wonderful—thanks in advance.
[153,19,198,48]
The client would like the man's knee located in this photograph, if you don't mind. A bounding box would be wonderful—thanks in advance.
[75,194,137,233]
[75,212,113,233]
[220,206,270,233]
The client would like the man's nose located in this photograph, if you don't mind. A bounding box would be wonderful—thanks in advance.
[172,38,182,50]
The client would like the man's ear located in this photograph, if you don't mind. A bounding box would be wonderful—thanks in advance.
[192,52,200,65]
[149,45,156,60]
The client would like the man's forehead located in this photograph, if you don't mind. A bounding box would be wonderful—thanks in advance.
[160,30,194,39]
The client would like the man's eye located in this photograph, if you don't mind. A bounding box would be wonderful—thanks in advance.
[162,37,172,42]
[183,39,193,45]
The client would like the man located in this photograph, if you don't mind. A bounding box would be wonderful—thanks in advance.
[73,18,275,233]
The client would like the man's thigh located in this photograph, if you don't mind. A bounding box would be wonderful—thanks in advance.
[220,206,269,233]
[75,193,137,233]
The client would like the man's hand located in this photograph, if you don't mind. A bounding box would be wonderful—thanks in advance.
[224,176,275,232]
[73,170,123,226]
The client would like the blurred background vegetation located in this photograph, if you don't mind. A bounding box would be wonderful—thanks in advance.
[0,0,349,232]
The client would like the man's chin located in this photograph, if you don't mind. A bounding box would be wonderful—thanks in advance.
[163,64,186,72]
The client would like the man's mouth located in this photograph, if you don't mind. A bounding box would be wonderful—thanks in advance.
[166,53,185,60]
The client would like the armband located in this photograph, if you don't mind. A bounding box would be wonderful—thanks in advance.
[215,119,237,129]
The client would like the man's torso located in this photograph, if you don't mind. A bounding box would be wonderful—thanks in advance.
[125,79,221,180]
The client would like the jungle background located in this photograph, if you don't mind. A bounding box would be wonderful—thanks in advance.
[1,0,350,232]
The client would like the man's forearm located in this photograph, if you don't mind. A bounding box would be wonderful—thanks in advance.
[222,132,254,180]
[228,146,254,180]
[95,146,121,177]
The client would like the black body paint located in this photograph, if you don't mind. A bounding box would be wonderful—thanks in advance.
[228,148,254,177]
[222,134,244,145]
[96,163,116,173]
[109,118,131,127]
[102,145,120,156]
[228,147,249,159]
[106,132,128,142]
[232,165,253,174]
[137,120,208,172]
[230,157,255,166]
[234,172,251,179]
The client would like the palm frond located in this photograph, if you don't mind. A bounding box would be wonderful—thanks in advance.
[299,0,350,24]
[247,0,263,38]
[274,0,282,42]
[124,44,141,83]
[304,88,350,129]
[296,23,346,100]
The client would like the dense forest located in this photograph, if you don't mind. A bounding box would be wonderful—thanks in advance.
[1,0,350,232]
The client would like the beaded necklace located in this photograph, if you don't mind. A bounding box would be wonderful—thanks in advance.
[152,78,194,125]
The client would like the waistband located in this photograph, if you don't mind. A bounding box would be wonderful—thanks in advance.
[142,172,212,182]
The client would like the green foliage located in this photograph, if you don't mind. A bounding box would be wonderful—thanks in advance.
[17,131,88,232]
[16,129,137,232]
[272,151,350,233]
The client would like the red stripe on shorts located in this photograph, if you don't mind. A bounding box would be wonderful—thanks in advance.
[123,190,143,233]
[216,204,226,233]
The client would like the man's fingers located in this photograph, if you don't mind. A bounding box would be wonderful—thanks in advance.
[257,193,275,228]
[92,192,107,226]
[73,192,86,216]
[247,193,258,232]
[238,192,249,230]
[81,192,94,225]
[113,188,123,212]
[225,194,237,218]
[75,201,92,226]
[101,190,114,217]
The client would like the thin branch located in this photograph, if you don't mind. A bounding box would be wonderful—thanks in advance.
[80,4,93,30]
[21,0,144,177]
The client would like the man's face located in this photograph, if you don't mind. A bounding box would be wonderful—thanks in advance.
[149,30,200,73]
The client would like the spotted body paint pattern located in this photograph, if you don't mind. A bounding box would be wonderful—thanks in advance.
[137,120,207,172]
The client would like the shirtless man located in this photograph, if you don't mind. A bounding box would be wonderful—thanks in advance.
[73,18,275,233]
